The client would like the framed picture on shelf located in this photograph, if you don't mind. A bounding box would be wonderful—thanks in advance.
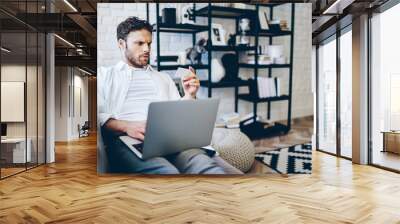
[258,10,270,30]
[211,23,226,46]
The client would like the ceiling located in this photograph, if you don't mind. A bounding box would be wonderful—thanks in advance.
[0,0,392,73]
[311,0,390,43]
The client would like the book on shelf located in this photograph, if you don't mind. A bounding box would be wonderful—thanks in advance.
[241,115,275,127]
[257,77,281,98]
[242,116,261,126]
[222,113,240,125]
[216,113,241,129]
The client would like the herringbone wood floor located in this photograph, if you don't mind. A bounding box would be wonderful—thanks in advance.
[1,134,400,223]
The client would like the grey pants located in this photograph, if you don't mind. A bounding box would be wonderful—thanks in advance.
[102,127,225,174]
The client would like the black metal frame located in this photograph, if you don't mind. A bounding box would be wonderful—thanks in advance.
[0,0,47,180]
[150,3,295,139]
[336,20,341,157]
[152,4,210,69]
[315,44,319,151]
[367,9,373,166]
[200,3,260,109]
[238,3,295,139]
[151,3,263,109]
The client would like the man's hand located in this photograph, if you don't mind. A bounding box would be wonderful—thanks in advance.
[124,121,146,141]
[182,66,199,99]
[104,119,146,141]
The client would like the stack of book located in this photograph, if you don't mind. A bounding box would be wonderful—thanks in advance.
[257,77,281,98]
[240,112,275,127]
[221,113,241,129]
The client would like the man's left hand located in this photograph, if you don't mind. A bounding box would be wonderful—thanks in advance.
[182,66,199,99]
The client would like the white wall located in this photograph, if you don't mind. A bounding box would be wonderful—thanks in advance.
[97,3,313,122]
[54,67,89,141]
[55,66,68,141]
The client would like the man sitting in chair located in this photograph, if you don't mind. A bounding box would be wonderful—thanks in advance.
[98,17,225,174]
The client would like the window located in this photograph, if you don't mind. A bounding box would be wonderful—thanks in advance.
[317,35,337,154]
[316,25,353,159]
[339,28,352,158]
[370,3,400,171]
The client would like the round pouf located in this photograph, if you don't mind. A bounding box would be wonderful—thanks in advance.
[211,128,255,173]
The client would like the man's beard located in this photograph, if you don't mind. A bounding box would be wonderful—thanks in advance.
[125,52,149,68]
[124,43,149,68]
[125,55,148,67]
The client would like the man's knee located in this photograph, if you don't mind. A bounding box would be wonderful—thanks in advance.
[142,157,180,174]
[190,154,226,174]
[173,149,226,174]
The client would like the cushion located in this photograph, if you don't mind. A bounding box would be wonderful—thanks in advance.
[211,128,255,172]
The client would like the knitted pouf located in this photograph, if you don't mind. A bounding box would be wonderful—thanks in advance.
[211,128,255,173]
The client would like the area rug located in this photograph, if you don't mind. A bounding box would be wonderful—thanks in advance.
[255,143,312,174]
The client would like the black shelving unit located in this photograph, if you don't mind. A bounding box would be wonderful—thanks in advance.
[151,3,258,112]
[195,3,259,112]
[236,3,295,139]
[150,3,295,139]
[150,4,210,73]
[195,5,255,18]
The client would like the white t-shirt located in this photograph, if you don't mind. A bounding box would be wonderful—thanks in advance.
[98,61,181,126]
[116,68,159,121]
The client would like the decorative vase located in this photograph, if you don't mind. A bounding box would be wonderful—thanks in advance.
[211,58,225,83]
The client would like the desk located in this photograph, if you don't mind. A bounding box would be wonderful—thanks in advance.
[382,131,400,154]
[1,138,31,163]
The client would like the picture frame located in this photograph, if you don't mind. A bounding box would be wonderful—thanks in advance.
[211,23,226,46]
[258,10,270,30]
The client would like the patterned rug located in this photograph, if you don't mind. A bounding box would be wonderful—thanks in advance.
[255,143,312,174]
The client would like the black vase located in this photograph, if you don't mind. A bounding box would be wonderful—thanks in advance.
[162,8,176,24]
[221,53,239,82]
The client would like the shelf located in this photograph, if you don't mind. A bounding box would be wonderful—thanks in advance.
[153,23,208,33]
[207,45,256,51]
[251,3,286,8]
[238,94,289,103]
[240,121,289,140]
[152,3,295,136]
[239,63,291,68]
[258,30,292,37]
[237,30,292,37]
[200,79,250,88]
[195,5,255,18]
[152,64,209,71]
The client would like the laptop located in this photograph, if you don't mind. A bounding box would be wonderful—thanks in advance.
[119,99,220,160]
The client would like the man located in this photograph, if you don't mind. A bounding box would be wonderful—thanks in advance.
[98,16,225,174]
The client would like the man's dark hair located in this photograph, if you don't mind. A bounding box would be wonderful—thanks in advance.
[117,16,153,41]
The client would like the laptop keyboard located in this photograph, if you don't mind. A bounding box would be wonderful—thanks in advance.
[132,143,144,152]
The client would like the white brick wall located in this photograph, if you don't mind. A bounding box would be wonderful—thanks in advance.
[97,3,313,121]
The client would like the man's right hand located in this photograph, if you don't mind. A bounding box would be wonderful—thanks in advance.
[124,121,146,141]
[104,119,146,141]
[125,121,146,141]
